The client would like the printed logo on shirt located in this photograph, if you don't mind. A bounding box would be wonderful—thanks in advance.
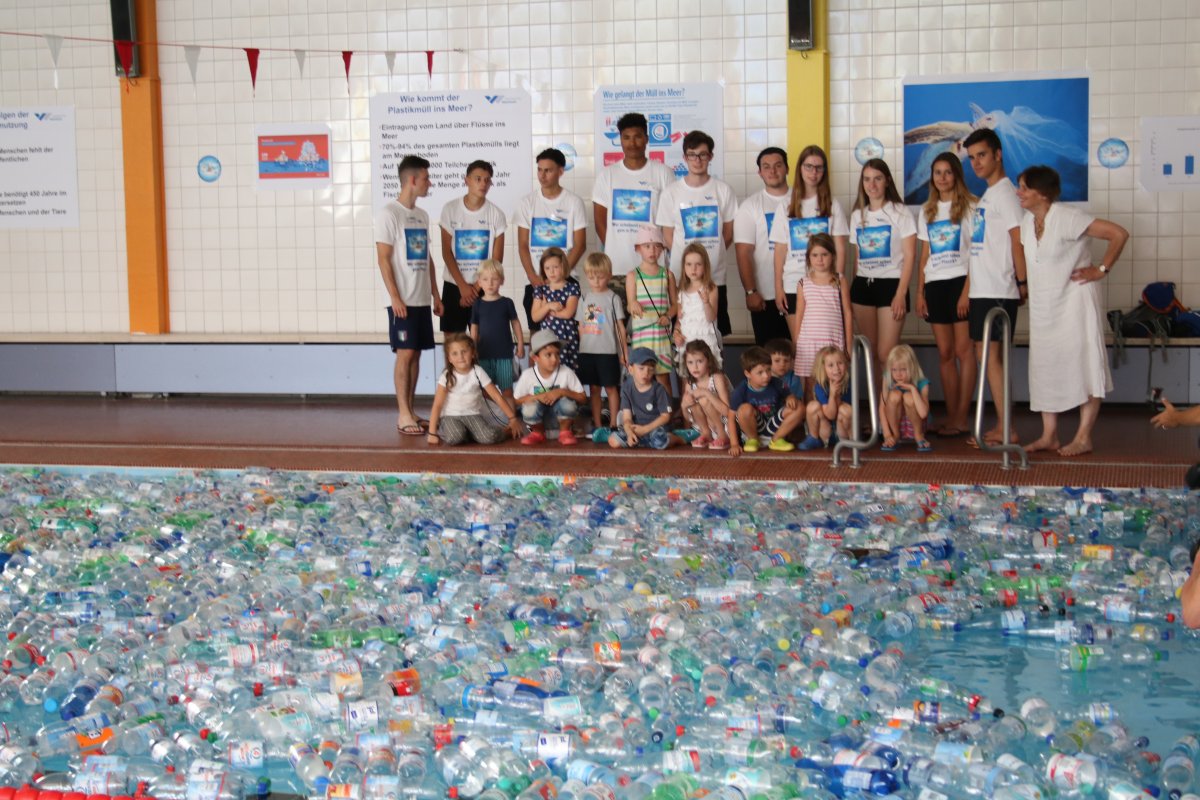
[612,189,652,222]
[971,208,986,245]
[680,205,719,239]
[926,220,961,254]
[531,216,569,248]
[404,229,429,265]
[764,212,776,251]
[857,225,892,259]
[579,302,607,337]
[454,230,490,261]
[790,217,830,251]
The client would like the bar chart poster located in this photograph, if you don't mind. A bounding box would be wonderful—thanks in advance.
[1141,116,1200,191]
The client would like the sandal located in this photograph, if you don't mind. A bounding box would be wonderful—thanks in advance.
[397,423,425,436]
[917,440,933,453]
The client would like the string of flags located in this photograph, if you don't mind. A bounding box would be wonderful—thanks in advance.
[0,29,447,94]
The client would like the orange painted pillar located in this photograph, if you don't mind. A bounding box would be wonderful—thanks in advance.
[120,0,169,333]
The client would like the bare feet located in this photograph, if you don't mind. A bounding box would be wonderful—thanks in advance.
[1058,440,1093,457]
[1024,436,1060,453]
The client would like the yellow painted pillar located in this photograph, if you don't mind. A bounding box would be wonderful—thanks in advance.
[120,0,169,334]
[786,0,829,157]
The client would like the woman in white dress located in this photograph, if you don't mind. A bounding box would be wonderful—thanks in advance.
[1017,166,1129,457]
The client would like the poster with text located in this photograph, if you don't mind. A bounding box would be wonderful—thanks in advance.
[594,83,725,179]
[0,106,79,229]
[1140,116,1200,192]
[370,90,533,217]
[902,72,1089,203]
[255,124,331,189]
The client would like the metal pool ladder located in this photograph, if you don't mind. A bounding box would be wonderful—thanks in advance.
[974,306,1028,470]
[832,334,879,468]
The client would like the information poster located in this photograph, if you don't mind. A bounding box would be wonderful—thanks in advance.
[1141,116,1200,192]
[255,123,331,189]
[0,106,79,228]
[594,83,726,179]
[369,90,533,215]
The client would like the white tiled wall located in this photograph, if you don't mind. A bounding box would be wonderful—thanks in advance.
[0,0,128,334]
[155,0,789,336]
[827,0,1200,335]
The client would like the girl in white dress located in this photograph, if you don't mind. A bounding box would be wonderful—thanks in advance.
[1016,166,1129,457]
[673,242,722,367]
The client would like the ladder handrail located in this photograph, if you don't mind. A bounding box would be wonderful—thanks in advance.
[832,334,879,468]
[974,306,1029,470]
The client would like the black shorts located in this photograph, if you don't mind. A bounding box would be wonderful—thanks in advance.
[851,276,909,310]
[716,285,731,337]
[387,305,435,351]
[577,353,622,387]
[923,275,968,325]
[750,305,792,346]
[440,281,472,333]
[783,292,797,315]
[523,284,540,335]
[969,297,1019,342]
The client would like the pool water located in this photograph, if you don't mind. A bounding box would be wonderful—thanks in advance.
[0,467,1197,799]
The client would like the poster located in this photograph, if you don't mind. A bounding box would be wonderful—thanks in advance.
[0,106,79,229]
[1140,116,1200,192]
[255,124,331,189]
[369,90,533,215]
[902,72,1089,203]
[594,83,726,179]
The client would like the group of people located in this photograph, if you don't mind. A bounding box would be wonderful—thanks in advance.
[376,112,1129,456]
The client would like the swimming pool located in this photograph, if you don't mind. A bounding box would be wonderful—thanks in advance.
[0,467,1196,799]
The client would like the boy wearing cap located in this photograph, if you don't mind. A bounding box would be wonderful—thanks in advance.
[608,347,683,450]
[513,329,588,446]
[626,224,678,397]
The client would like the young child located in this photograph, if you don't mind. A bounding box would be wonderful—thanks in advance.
[576,252,628,431]
[800,345,852,450]
[531,246,581,370]
[680,340,739,454]
[426,334,522,446]
[439,160,507,334]
[792,232,853,398]
[626,225,678,394]
[732,346,804,452]
[880,343,932,452]
[513,329,587,446]
[765,338,804,404]
[470,260,524,399]
[608,347,683,450]
[673,243,722,367]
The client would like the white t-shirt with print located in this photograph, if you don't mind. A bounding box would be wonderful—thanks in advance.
[374,200,432,307]
[917,200,972,283]
[513,363,585,399]
[438,198,508,284]
[592,160,676,276]
[732,188,790,301]
[513,187,588,268]
[968,178,1022,300]
[769,195,850,293]
[849,202,917,280]
[656,177,739,284]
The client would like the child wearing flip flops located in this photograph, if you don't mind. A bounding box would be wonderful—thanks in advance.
[679,340,739,455]
[879,344,932,452]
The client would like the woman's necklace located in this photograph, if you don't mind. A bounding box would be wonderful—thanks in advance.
[1033,214,1046,239]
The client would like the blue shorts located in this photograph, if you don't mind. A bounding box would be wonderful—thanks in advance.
[387,306,435,351]
[609,424,672,449]
[741,406,787,443]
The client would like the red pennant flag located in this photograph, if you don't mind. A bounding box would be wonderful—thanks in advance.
[115,40,135,80]
[342,50,353,94]
[426,50,434,79]
[244,48,260,92]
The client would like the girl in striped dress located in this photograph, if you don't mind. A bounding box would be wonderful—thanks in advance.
[792,232,853,399]
[625,225,678,394]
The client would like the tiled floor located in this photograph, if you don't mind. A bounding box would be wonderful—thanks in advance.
[0,394,1193,488]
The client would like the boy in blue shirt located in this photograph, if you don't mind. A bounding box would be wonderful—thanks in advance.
[732,346,804,452]
[608,347,682,450]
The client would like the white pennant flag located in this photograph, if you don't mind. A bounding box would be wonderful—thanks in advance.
[384,51,396,78]
[184,45,201,87]
[294,49,307,76]
[43,34,63,89]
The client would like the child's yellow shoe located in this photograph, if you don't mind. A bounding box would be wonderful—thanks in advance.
[743,438,760,453]
[768,438,796,452]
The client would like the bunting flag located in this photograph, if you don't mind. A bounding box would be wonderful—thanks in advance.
[426,50,434,79]
[244,47,260,93]
[43,34,63,89]
[384,51,396,78]
[293,49,306,76]
[341,50,353,94]
[184,45,201,87]
[115,40,135,80]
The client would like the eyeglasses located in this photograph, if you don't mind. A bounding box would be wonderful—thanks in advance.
[801,163,825,173]
[684,151,712,161]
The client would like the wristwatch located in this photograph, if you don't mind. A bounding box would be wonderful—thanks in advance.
[1098,264,1109,274]
[746,288,758,296]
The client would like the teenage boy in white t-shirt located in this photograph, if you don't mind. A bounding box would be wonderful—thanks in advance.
[515,147,588,332]
[733,147,792,345]
[656,130,738,335]
[964,127,1028,447]
[592,113,675,280]
[439,160,507,333]
[375,155,443,436]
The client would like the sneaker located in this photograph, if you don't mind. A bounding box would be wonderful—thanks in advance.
[743,438,760,453]
[797,435,824,451]
[520,430,546,446]
[767,438,796,452]
[591,427,611,444]
[691,435,711,449]
[709,438,729,450]
[558,430,579,446]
